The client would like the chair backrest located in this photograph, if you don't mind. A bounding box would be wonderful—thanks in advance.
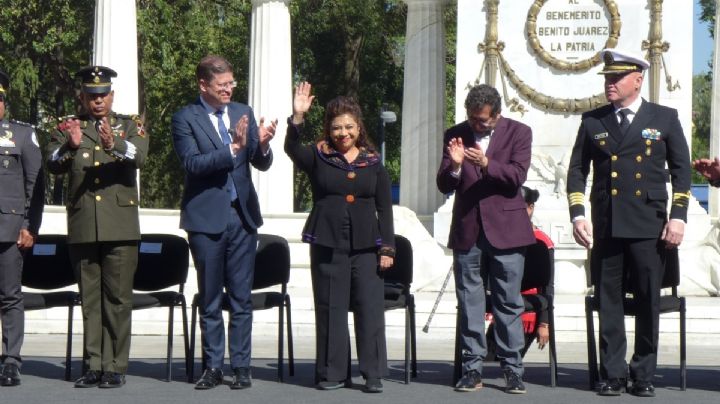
[133,234,189,291]
[382,235,413,287]
[586,246,681,293]
[520,240,553,292]
[22,234,75,290]
[252,234,290,290]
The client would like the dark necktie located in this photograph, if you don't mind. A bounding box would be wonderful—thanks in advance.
[618,108,630,134]
[215,110,232,145]
[215,109,237,201]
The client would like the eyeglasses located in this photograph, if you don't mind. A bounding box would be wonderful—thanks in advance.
[213,80,237,91]
[467,114,496,129]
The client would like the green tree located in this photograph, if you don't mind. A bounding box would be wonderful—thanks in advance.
[0,0,94,125]
[692,74,712,183]
[694,0,715,184]
[288,0,408,210]
[0,0,95,202]
[136,0,252,208]
[699,0,716,37]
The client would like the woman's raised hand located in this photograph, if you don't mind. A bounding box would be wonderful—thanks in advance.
[292,81,315,124]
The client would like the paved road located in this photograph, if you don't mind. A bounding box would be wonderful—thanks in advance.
[2,356,718,404]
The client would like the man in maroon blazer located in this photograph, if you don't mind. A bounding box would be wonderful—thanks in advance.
[437,84,535,394]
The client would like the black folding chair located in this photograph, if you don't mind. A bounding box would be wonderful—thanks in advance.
[382,234,417,384]
[189,233,294,382]
[585,247,685,390]
[131,234,190,382]
[22,234,80,381]
[453,240,557,386]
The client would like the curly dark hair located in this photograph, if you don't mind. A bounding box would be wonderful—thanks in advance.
[321,96,375,151]
[464,84,502,116]
[521,185,540,205]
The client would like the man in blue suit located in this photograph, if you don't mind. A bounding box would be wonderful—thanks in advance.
[172,55,276,390]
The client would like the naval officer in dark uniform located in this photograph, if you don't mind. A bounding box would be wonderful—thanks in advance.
[0,69,44,387]
[46,66,149,388]
[567,49,691,398]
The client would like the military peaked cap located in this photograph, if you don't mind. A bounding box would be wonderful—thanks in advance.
[598,49,650,75]
[76,65,117,94]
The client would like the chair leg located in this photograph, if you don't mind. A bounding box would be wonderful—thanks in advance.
[65,304,74,381]
[188,299,198,383]
[346,338,352,382]
[453,308,462,385]
[680,297,687,391]
[409,295,417,378]
[180,298,190,379]
[277,298,285,383]
[404,307,410,384]
[166,305,174,382]
[585,296,599,390]
[548,305,558,387]
[285,296,294,376]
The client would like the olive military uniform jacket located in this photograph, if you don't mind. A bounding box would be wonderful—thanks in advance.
[46,112,148,244]
[566,100,691,239]
[0,118,44,242]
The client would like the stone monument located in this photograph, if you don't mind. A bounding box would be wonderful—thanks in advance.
[435,0,719,295]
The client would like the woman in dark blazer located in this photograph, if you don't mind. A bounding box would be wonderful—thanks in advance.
[285,82,395,393]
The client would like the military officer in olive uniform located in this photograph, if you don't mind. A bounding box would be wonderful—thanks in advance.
[567,49,691,398]
[46,66,148,388]
[0,69,44,387]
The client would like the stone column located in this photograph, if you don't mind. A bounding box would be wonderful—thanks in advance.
[400,0,448,216]
[248,0,294,214]
[93,0,139,115]
[709,0,720,218]
[93,0,141,193]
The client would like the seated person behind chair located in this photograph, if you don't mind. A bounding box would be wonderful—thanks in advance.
[486,186,553,360]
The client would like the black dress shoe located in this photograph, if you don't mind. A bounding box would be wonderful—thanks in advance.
[230,367,251,390]
[362,378,383,393]
[0,363,21,387]
[98,372,125,388]
[630,380,655,397]
[598,378,626,396]
[74,370,103,388]
[195,368,223,390]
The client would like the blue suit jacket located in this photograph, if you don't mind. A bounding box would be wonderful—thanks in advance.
[172,99,272,234]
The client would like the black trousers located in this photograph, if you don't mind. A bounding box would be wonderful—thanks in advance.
[0,242,24,367]
[310,243,387,383]
[592,237,665,382]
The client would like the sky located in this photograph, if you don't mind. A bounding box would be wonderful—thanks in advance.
[694,0,714,75]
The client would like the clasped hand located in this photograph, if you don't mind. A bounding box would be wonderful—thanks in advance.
[231,115,278,154]
[447,137,487,170]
